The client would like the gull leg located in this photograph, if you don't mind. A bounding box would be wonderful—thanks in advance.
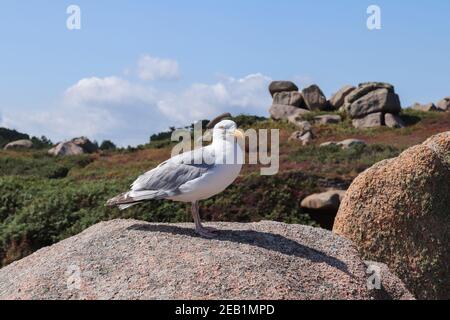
[191,201,217,238]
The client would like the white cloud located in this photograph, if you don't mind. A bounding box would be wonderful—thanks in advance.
[1,55,272,146]
[64,76,157,107]
[157,73,272,123]
[137,55,180,81]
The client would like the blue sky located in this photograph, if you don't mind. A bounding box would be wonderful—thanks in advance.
[0,0,449,146]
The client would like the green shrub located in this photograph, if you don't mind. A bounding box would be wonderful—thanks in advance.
[290,143,401,171]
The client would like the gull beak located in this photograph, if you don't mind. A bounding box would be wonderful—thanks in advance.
[233,129,245,140]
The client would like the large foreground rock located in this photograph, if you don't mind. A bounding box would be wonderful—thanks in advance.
[0,219,392,300]
[364,261,415,300]
[333,132,450,300]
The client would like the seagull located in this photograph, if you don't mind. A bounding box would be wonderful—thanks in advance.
[106,120,244,238]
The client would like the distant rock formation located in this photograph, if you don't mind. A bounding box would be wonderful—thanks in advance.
[48,137,98,156]
[0,219,413,300]
[329,85,356,110]
[268,81,330,123]
[3,139,33,150]
[341,82,404,129]
[48,141,84,156]
[268,81,299,97]
[410,102,439,112]
[333,132,450,300]
[301,84,329,111]
[437,97,450,111]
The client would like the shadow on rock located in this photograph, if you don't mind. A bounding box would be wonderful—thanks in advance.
[127,223,350,275]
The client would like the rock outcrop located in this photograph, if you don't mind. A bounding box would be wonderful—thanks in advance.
[341,82,403,129]
[269,81,299,97]
[3,139,33,150]
[48,137,98,157]
[411,102,439,112]
[72,137,98,153]
[333,132,450,300]
[48,141,84,156]
[437,97,450,111]
[0,219,410,300]
[268,81,331,123]
[301,85,329,111]
[273,91,304,108]
[329,85,356,109]
[269,104,310,121]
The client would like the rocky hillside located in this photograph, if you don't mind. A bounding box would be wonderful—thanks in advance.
[0,219,414,300]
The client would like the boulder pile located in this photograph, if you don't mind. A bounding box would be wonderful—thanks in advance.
[340,82,404,129]
[269,81,331,125]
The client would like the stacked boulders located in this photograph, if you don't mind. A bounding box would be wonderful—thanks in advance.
[340,82,405,129]
[269,81,330,125]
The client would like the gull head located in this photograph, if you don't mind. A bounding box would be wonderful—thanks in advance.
[212,120,244,142]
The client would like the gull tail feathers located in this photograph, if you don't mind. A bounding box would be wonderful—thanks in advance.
[106,190,165,210]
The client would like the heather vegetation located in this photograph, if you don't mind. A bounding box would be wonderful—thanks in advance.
[0,110,449,266]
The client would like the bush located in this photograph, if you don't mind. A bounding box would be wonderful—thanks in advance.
[100,140,117,151]
[0,128,29,148]
[291,143,400,164]
[0,156,69,179]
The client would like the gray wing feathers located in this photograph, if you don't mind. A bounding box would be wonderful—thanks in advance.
[107,146,215,208]
[131,146,215,192]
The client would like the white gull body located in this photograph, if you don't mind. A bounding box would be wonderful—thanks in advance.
[107,120,244,237]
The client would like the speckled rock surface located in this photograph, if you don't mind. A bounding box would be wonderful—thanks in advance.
[0,219,379,300]
[334,132,450,300]
[364,261,415,300]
